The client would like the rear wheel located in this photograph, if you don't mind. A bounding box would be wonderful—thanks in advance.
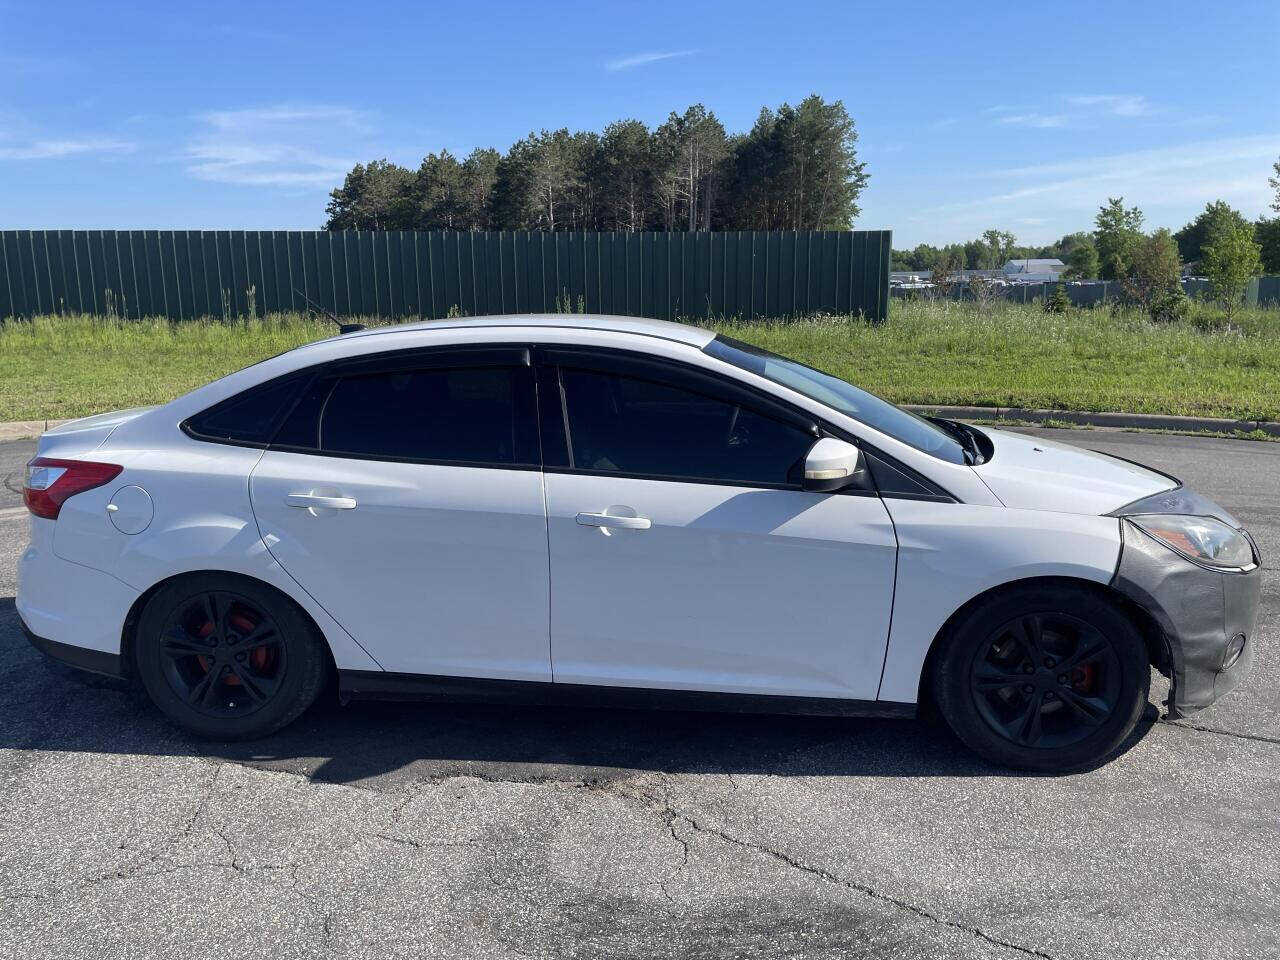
[933,584,1149,772]
[135,574,329,740]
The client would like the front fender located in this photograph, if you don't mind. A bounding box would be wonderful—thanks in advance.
[876,500,1123,704]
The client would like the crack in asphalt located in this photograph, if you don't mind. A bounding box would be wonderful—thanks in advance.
[673,811,1056,959]
[287,862,338,944]
[586,772,1055,957]
[370,832,484,850]
[1159,717,1280,746]
[654,781,692,916]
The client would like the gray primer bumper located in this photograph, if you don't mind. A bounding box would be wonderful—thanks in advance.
[1111,521,1260,718]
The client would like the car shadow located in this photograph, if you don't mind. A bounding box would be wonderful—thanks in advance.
[0,598,1156,788]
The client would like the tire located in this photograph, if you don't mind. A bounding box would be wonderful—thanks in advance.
[932,583,1149,772]
[134,573,329,740]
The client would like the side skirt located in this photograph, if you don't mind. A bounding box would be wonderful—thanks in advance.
[338,671,916,720]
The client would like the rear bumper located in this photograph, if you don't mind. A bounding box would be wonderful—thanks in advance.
[16,521,140,672]
[20,618,124,677]
[1111,521,1260,718]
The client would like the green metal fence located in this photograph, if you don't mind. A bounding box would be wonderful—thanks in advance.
[0,229,892,324]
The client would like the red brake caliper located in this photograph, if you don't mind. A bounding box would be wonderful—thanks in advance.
[1073,663,1097,694]
[195,619,215,676]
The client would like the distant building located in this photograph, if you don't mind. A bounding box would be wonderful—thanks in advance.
[1003,258,1066,282]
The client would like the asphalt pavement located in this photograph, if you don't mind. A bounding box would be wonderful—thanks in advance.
[0,428,1276,959]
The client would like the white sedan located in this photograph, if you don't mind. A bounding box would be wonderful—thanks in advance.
[18,315,1259,770]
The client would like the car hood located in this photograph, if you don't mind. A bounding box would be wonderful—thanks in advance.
[971,427,1177,515]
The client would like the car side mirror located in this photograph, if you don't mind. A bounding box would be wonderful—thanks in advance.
[802,437,863,492]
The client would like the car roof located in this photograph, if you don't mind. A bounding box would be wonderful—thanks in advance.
[334,314,716,349]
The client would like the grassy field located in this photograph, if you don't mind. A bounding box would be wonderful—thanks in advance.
[2,301,1279,422]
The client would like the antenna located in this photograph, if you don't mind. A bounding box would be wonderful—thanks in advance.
[293,289,365,334]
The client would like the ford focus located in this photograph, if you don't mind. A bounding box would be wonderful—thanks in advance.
[18,315,1260,771]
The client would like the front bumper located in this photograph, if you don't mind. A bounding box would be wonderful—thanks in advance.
[1111,520,1260,718]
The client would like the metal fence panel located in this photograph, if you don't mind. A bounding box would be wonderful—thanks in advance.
[0,229,894,323]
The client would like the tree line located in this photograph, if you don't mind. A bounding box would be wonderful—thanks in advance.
[893,155,1280,283]
[324,95,868,234]
[898,191,1278,321]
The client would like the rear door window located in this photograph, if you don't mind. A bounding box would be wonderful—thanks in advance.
[274,363,538,466]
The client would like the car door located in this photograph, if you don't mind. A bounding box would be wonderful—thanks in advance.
[249,346,553,681]
[540,348,898,701]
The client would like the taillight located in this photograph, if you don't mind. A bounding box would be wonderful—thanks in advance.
[24,457,123,520]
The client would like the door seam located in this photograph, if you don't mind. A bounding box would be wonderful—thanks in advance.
[246,450,386,671]
[873,495,901,701]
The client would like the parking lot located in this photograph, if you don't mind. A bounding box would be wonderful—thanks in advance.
[1,427,1276,960]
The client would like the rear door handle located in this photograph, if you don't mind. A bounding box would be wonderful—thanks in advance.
[576,511,651,530]
[286,493,358,510]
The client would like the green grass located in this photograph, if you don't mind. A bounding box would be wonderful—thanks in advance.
[2,301,1279,423]
[0,315,330,421]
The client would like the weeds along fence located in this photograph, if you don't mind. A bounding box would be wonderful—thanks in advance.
[0,229,892,324]
[892,276,1280,308]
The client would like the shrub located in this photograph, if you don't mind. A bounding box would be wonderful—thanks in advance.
[1149,288,1191,324]
[1044,284,1071,314]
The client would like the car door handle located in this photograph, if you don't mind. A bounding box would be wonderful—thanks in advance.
[286,493,358,510]
[575,511,651,530]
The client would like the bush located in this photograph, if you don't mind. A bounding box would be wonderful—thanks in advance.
[1044,284,1071,314]
[1149,288,1191,324]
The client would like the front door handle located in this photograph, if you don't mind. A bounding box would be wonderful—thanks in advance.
[576,511,651,530]
[286,493,358,510]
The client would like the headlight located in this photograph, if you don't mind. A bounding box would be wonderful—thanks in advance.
[1129,515,1256,570]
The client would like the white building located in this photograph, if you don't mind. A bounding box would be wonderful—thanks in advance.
[1002,258,1066,282]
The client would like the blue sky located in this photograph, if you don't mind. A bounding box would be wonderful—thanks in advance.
[2,0,1277,247]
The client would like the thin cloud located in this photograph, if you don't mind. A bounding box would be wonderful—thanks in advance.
[982,94,1155,131]
[925,135,1280,226]
[1066,94,1150,117]
[0,137,135,160]
[988,134,1280,180]
[604,50,697,72]
[997,112,1069,129]
[185,105,369,188]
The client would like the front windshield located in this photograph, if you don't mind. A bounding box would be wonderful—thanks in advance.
[704,335,967,464]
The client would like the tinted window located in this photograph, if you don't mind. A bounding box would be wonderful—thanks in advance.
[184,373,307,445]
[560,368,813,485]
[279,366,533,465]
[704,335,967,464]
[864,451,949,499]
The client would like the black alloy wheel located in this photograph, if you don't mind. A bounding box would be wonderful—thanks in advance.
[969,612,1122,750]
[158,590,287,718]
[933,584,1149,772]
[136,574,329,740]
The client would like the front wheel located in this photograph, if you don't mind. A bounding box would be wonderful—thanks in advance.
[134,574,329,740]
[933,584,1150,772]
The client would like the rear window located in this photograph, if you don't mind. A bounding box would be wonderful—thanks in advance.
[183,373,307,446]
